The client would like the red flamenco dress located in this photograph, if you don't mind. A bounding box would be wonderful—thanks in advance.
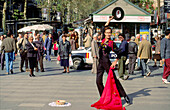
[91,68,126,110]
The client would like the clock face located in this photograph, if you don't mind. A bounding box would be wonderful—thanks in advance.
[112,7,124,20]
[116,10,121,18]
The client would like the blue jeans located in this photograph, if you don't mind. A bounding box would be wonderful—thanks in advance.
[140,59,151,76]
[46,50,51,61]
[137,58,141,68]
[5,52,14,73]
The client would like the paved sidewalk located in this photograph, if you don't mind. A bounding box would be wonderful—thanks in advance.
[0,57,170,110]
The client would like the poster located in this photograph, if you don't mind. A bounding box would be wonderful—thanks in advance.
[140,24,149,41]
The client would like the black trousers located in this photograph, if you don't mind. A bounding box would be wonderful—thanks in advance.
[20,51,28,69]
[36,56,44,71]
[1,53,5,70]
[54,50,58,56]
[96,59,127,97]
[128,54,137,74]
[28,57,37,70]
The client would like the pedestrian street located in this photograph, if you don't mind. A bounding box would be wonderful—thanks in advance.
[0,56,170,110]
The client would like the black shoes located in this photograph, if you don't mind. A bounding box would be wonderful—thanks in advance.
[41,70,45,72]
[10,70,13,74]
[20,69,25,72]
[62,71,66,73]
[124,96,131,106]
[29,74,36,77]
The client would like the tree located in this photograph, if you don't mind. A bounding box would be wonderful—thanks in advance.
[129,0,155,14]
[2,0,7,33]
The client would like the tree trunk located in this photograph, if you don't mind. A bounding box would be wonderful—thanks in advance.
[24,0,27,20]
[2,0,7,33]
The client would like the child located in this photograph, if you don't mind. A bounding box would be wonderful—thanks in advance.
[53,41,59,56]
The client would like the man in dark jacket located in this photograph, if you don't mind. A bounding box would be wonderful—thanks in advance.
[44,33,53,61]
[117,33,129,80]
[128,36,138,75]
[1,33,17,74]
[18,33,29,72]
[34,34,45,72]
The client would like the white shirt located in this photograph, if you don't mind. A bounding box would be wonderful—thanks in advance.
[0,40,2,51]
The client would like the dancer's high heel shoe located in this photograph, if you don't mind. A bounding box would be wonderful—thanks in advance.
[162,78,170,84]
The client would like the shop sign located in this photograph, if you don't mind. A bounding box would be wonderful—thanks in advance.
[139,24,149,41]
[160,6,166,23]
[93,15,151,23]
[164,0,170,13]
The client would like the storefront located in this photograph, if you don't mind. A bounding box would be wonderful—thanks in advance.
[91,0,151,41]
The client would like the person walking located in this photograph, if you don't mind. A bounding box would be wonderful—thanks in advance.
[117,33,129,80]
[58,34,71,73]
[91,33,99,74]
[128,36,138,75]
[74,31,79,49]
[137,34,152,78]
[161,29,170,84]
[34,34,45,72]
[26,35,38,77]
[135,34,141,71]
[53,41,59,56]
[18,33,29,72]
[153,36,162,67]
[0,35,5,70]
[44,33,53,61]
[83,33,92,49]
[1,33,17,74]
[70,34,76,51]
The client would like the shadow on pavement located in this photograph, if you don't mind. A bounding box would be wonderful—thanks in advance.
[122,86,168,105]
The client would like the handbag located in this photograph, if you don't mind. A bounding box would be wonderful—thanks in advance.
[69,56,73,66]
[57,55,60,61]
[153,54,161,60]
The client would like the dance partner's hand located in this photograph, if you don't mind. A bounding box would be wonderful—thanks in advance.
[110,59,118,68]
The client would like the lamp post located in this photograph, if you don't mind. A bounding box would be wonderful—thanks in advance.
[48,0,51,22]
[157,0,161,37]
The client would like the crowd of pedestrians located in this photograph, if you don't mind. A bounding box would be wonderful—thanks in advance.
[0,22,170,85]
[0,28,79,76]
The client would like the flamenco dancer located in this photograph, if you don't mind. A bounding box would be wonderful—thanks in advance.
[96,16,130,106]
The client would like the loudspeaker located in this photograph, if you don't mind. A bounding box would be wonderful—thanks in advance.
[112,7,124,20]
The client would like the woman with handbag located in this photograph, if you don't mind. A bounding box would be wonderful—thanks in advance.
[58,34,71,73]
[153,36,162,67]
[26,35,38,77]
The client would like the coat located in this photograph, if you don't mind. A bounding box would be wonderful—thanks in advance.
[91,39,99,58]
[44,37,52,51]
[70,39,76,51]
[155,40,160,54]
[128,41,138,55]
[26,42,37,58]
[137,39,152,59]
[83,35,92,48]
[58,40,71,59]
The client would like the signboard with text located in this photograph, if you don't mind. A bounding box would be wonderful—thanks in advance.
[164,0,170,13]
[93,15,151,23]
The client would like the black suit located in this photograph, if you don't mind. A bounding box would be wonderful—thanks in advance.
[26,42,37,70]
[34,41,44,72]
